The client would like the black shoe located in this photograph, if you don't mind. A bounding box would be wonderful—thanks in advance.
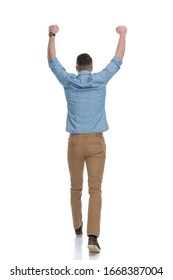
[88,235,101,253]
[75,223,83,237]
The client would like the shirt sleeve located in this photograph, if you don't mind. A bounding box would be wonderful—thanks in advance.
[96,55,122,84]
[48,57,69,86]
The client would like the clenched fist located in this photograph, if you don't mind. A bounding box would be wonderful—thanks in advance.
[116,26,127,35]
[49,25,59,34]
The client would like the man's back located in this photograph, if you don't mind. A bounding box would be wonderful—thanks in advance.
[49,56,122,133]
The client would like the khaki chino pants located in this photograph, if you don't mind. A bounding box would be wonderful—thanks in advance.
[67,133,106,237]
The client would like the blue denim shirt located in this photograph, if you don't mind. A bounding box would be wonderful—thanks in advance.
[48,56,122,133]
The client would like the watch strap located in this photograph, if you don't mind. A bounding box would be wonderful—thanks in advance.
[49,32,55,37]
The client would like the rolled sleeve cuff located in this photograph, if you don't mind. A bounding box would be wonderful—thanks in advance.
[112,55,123,66]
[48,56,59,68]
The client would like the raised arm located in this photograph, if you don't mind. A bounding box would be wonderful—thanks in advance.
[115,26,127,62]
[47,25,59,61]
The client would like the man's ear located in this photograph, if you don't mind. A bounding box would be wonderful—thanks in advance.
[76,65,79,72]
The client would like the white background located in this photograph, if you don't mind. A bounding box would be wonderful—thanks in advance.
[0,0,173,279]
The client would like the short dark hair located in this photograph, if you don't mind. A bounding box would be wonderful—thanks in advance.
[76,53,92,66]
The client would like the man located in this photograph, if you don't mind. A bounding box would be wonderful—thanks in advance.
[47,24,127,253]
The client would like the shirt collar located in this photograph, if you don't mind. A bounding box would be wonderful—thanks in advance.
[78,70,92,75]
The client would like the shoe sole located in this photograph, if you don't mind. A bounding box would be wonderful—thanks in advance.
[88,244,100,253]
[76,234,83,237]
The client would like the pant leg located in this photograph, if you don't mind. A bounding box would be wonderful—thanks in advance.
[85,135,106,237]
[67,135,85,229]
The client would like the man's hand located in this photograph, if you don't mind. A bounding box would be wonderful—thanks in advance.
[49,25,59,34]
[116,26,127,35]
[115,26,127,61]
[47,25,59,60]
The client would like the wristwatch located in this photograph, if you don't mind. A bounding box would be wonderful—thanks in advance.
[49,32,55,37]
